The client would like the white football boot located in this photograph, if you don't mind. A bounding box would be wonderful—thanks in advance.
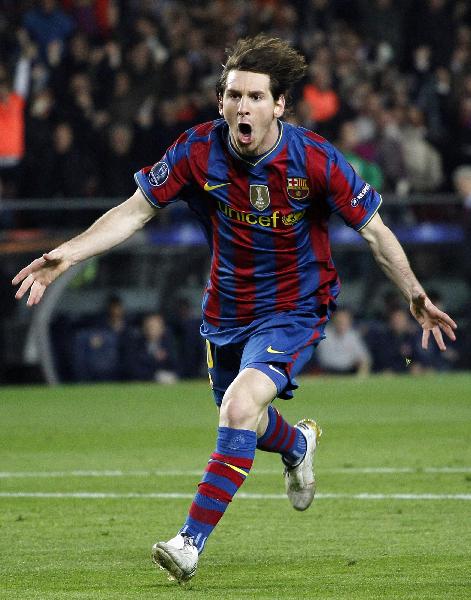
[283,419,322,511]
[152,533,198,584]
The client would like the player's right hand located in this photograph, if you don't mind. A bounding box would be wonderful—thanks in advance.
[12,249,72,306]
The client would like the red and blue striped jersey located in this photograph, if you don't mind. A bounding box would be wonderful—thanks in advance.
[135,119,382,328]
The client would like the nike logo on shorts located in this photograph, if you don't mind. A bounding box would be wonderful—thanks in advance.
[267,346,285,354]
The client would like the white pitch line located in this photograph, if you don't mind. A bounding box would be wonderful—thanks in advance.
[0,467,470,478]
[0,492,470,500]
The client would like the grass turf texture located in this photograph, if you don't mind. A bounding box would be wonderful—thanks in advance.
[0,374,470,599]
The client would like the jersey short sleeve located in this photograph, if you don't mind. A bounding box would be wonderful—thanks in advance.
[326,143,382,230]
[134,132,193,209]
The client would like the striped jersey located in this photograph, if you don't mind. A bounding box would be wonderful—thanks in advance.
[134,119,382,328]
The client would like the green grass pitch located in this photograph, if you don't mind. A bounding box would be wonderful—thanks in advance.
[1,374,470,599]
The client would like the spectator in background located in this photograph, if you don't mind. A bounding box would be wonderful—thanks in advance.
[107,70,139,124]
[98,294,129,335]
[369,307,422,374]
[93,39,124,112]
[48,31,92,98]
[71,293,130,382]
[22,0,75,62]
[73,326,121,381]
[358,0,405,64]
[0,31,33,198]
[401,106,443,192]
[353,92,383,153]
[125,39,161,109]
[100,122,140,197]
[122,313,178,383]
[336,121,383,191]
[132,14,169,68]
[22,121,96,206]
[374,108,409,194]
[21,88,56,199]
[317,308,371,376]
[302,63,340,138]
[411,0,455,67]
[49,121,97,197]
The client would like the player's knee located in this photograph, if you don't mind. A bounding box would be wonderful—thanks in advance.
[219,392,256,429]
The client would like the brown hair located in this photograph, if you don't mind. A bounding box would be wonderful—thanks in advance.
[217,35,307,103]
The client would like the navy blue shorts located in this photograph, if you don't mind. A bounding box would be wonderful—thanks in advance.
[202,309,331,407]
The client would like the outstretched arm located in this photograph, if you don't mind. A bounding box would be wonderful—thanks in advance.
[359,213,457,350]
[12,189,156,306]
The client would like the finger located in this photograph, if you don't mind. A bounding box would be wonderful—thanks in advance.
[424,304,458,330]
[439,321,457,342]
[431,326,446,351]
[27,280,46,306]
[12,257,46,285]
[15,273,35,300]
[422,328,430,350]
[436,310,458,330]
[421,306,458,332]
[12,265,34,285]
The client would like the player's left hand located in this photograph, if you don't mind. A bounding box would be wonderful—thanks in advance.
[410,292,457,351]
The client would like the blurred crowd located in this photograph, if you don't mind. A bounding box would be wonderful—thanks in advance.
[48,289,468,385]
[51,294,204,382]
[1,0,471,201]
[314,293,467,376]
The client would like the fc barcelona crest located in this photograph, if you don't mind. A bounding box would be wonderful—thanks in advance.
[250,185,270,211]
[287,177,309,199]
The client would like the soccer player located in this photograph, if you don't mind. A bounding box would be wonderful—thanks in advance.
[12,36,457,584]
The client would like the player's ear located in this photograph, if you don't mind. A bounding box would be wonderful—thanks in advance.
[274,94,285,118]
[217,92,224,116]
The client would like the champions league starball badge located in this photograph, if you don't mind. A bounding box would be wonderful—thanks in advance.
[148,161,169,187]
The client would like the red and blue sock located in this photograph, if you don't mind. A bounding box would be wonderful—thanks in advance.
[256,405,306,466]
[180,426,256,553]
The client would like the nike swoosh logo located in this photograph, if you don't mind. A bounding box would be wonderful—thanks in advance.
[267,346,285,354]
[204,182,231,192]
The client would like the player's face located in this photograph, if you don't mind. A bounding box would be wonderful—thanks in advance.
[220,70,285,156]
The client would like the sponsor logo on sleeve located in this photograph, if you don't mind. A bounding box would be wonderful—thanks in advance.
[148,161,169,187]
[351,183,370,207]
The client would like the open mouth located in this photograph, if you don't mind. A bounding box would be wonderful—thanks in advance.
[237,122,253,145]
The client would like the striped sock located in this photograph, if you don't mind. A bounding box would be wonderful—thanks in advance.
[256,405,306,466]
[180,426,256,553]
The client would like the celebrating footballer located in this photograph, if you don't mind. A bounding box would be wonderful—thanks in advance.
[12,35,457,584]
